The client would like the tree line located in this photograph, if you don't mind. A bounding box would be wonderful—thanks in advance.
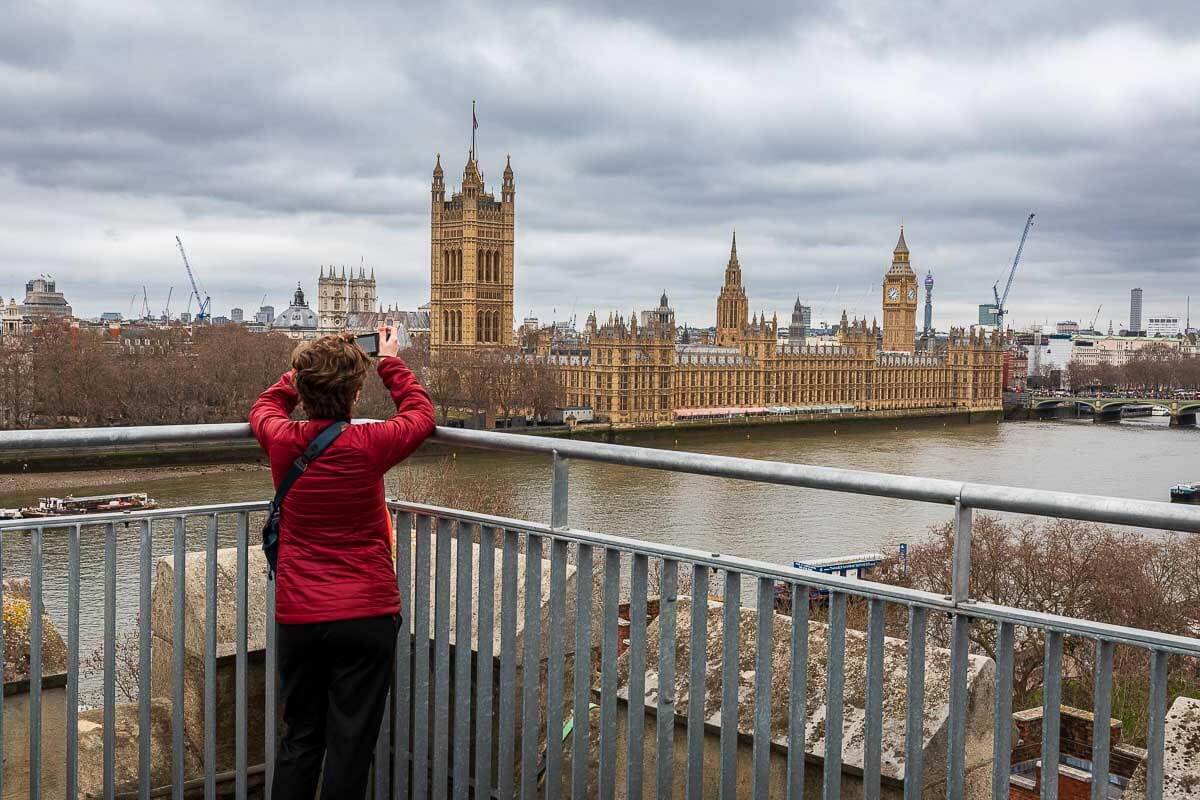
[867,515,1200,746]
[0,326,564,430]
[1067,341,1200,393]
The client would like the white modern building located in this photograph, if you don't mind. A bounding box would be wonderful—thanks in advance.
[1070,334,1180,367]
[1147,316,1180,337]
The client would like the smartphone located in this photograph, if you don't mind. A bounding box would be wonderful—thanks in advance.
[354,332,380,356]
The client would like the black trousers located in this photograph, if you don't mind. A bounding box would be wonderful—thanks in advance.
[273,614,398,800]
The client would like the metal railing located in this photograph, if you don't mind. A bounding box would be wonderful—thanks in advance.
[1,422,1198,800]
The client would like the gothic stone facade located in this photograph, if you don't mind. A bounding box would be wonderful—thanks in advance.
[546,232,1002,424]
[429,152,515,352]
[318,266,378,329]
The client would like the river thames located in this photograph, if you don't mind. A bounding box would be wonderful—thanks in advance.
[3,414,1197,564]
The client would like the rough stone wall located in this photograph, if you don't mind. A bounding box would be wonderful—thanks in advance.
[2,578,69,799]
[1125,696,1200,799]
[607,596,996,799]
[150,547,269,778]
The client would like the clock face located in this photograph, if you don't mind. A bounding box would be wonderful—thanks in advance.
[887,287,899,301]
[907,288,917,302]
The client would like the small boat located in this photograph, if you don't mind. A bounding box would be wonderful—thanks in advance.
[20,493,159,517]
[0,508,23,520]
[1170,484,1200,503]
[1151,407,1171,417]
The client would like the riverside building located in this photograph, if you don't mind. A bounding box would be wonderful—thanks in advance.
[537,232,1003,425]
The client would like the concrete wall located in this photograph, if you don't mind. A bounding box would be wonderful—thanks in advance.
[150,547,269,778]
[2,680,67,800]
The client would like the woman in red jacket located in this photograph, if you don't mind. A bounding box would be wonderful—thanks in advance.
[250,327,435,798]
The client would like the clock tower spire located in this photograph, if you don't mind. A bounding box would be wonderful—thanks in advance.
[882,226,918,352]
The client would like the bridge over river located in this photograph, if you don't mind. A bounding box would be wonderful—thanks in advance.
[1031,394,1200,425]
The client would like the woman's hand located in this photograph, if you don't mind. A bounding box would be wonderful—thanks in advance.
[378,325,401,358]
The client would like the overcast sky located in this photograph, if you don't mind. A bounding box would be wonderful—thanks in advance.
[2,1,1198,330]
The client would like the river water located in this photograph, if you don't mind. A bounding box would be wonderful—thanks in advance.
[2,415,1196,700]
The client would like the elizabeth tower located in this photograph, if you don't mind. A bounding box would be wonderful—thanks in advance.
[882,227,918,352]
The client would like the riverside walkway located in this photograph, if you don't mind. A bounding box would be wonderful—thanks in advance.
[1,423,1198,799]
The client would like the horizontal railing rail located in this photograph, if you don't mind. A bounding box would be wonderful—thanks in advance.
[1,422,1196,799]
[5,422,1200,532]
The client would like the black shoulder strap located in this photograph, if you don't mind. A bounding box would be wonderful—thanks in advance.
[270,421,349,508]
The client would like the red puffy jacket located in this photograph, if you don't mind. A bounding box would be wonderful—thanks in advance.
[249,355,435,624]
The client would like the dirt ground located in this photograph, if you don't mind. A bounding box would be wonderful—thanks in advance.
[0,462,268,496]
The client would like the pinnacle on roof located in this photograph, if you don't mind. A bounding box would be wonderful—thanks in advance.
[433,153,443,177]
[503,154,513,180]
[894,225,909,255]
[660,290,669,308]
[730,230,738,262]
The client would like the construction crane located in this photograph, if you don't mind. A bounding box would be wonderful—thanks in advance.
[1090,304,1103,332]
[163,287,174,322]
[991,213,1035,332]
[141,286,152,320]
[175,236,211,323]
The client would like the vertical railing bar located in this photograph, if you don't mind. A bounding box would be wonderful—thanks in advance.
[103,521,117,800]
[235,512,249,800]
[519,534,543,800]
[946,500,972,800]
[946,613,970,800]
[1146,649,1168,800]
[751,577,773,800]
[265,558,276,800]
[904,604,928,800]
[172,516,186,800]
[375,699,391,800]
[1089,639,1114,800]
[0,529,4,800]
[823,591,846,800]
[685,564,709,800]
[551,451,569,529]
[498,530,519,800]
[598,547,621,798]
[432,518,454,796]
[570,543,593,800]
[137,521,152,800]
[395,511,414,800]
[30,525,44,800]
[1040,631,1063,800]
[991,621,1015,800]
[951,498,972,604]
[0,529,4,799]
[787,582,809,800]
[655,559,679,800]
[546,538,569,796]
[863,597,886,800]
[453,519,474,800]
[204,514,218,800]
[626,553,648,800]
[718,570,740,800]
[68,523,82,800]
[474,524,496,798]
[412,515,433,800]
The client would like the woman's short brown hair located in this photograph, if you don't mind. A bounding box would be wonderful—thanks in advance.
[290,334,371,420]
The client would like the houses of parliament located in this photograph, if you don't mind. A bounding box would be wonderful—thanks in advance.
[428,150,1003,425]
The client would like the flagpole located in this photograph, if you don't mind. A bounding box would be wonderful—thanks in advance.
[471,99,476,160]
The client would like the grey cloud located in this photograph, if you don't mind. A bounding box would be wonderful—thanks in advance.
[0,0,1198,329]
